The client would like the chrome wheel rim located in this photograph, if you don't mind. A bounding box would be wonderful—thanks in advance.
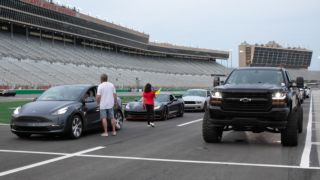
[72,117,82,138]
[115,111,123,130]
[163,109,168,120]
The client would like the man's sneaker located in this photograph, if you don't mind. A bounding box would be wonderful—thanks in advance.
[101,133,109,137]
[112,131,117,136]
[147,124,151,127]
[150,122,155,127]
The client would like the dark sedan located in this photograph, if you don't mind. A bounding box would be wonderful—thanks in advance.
[124,93,184,121]
[10,85,124,139]
[0,89,16,97]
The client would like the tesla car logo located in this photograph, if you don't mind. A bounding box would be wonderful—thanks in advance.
[240,98,252,103]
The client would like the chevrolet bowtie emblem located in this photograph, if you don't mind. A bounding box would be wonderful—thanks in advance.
[240,98,252,103]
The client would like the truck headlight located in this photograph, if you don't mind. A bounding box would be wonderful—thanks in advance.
[272,92,286,100]
[52,107,68,115]
[272,92,287,106]
[13,107,21,115]
[210,91,222,106]
[211,92,222,99]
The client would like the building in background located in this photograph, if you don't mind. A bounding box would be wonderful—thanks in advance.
[239,41,313,69]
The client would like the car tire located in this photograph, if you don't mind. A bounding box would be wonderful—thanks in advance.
[67,115,83,139]
[202,110,223,143]
[177,105,184,117]
[281,110,298,146]
[298,106,303,133]
[15,132,31,138]
[115,110,124,130]
[162,107,168,121]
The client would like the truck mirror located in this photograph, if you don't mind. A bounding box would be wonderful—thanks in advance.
[296,77,304,88]
[213,77,220,87]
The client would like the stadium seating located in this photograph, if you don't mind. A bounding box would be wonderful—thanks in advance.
[0,32,223,88]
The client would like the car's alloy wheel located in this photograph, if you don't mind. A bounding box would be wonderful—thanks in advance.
[70,115,83,139]
[177,105,184,117]
[115,110,124,130]
[162,107,168,120]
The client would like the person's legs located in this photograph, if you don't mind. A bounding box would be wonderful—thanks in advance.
[107,108,116,135]
[100,110,108,136]
[149,105,155,127]
[146,105,152,125]
[150,105,155,123]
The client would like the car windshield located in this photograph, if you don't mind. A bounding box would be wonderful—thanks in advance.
[156,94,169,103]
[226,69,284,85]
[183,90,206,97]
[38,86,85,101]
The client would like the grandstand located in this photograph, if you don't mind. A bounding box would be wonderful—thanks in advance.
[0,0,229,89]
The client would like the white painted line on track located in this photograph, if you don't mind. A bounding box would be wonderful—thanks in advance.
[0,149,68,156]
[0,123,9,126]
[312,142,320,146]
[177,119,202,127]
[1,148,320,171]
[78,154,320,170]
[300,96,313,168]
[0,146,105,177]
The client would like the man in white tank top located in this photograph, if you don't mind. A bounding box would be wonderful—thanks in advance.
[96,74,118,137]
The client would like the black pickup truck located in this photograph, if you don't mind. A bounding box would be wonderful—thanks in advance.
[203,67,304,146]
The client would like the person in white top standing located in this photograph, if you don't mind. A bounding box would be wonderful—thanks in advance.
[96,74,118,137]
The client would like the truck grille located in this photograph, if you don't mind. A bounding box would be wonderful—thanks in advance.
[222,92,272,112]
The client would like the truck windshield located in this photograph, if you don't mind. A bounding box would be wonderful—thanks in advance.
[226,69,284,85]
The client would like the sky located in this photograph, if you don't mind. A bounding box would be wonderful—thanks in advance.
[56,0,320,70]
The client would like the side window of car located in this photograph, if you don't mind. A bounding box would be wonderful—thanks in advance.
[170,95,174,101]
[207,91,211,97]
[93,87,97,97]
[85,88,96,102]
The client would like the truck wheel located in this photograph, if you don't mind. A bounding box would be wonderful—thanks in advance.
[202,110,223,143]
[298,106,303,133]
[281,111,298,146]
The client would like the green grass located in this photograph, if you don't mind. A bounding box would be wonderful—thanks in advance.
[0,94,182,124]
[0,101,30,124]
[119,96,140,104]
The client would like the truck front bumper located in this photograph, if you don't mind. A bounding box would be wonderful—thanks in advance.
[208,105,290,129]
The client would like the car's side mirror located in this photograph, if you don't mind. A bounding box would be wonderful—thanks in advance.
[296,77,304,88]
[32,97,38,102]
[213,77,220,87]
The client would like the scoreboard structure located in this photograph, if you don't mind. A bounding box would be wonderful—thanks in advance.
[239,41,312,69]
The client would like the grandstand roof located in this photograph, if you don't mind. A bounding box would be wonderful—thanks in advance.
[0,0,229,60]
